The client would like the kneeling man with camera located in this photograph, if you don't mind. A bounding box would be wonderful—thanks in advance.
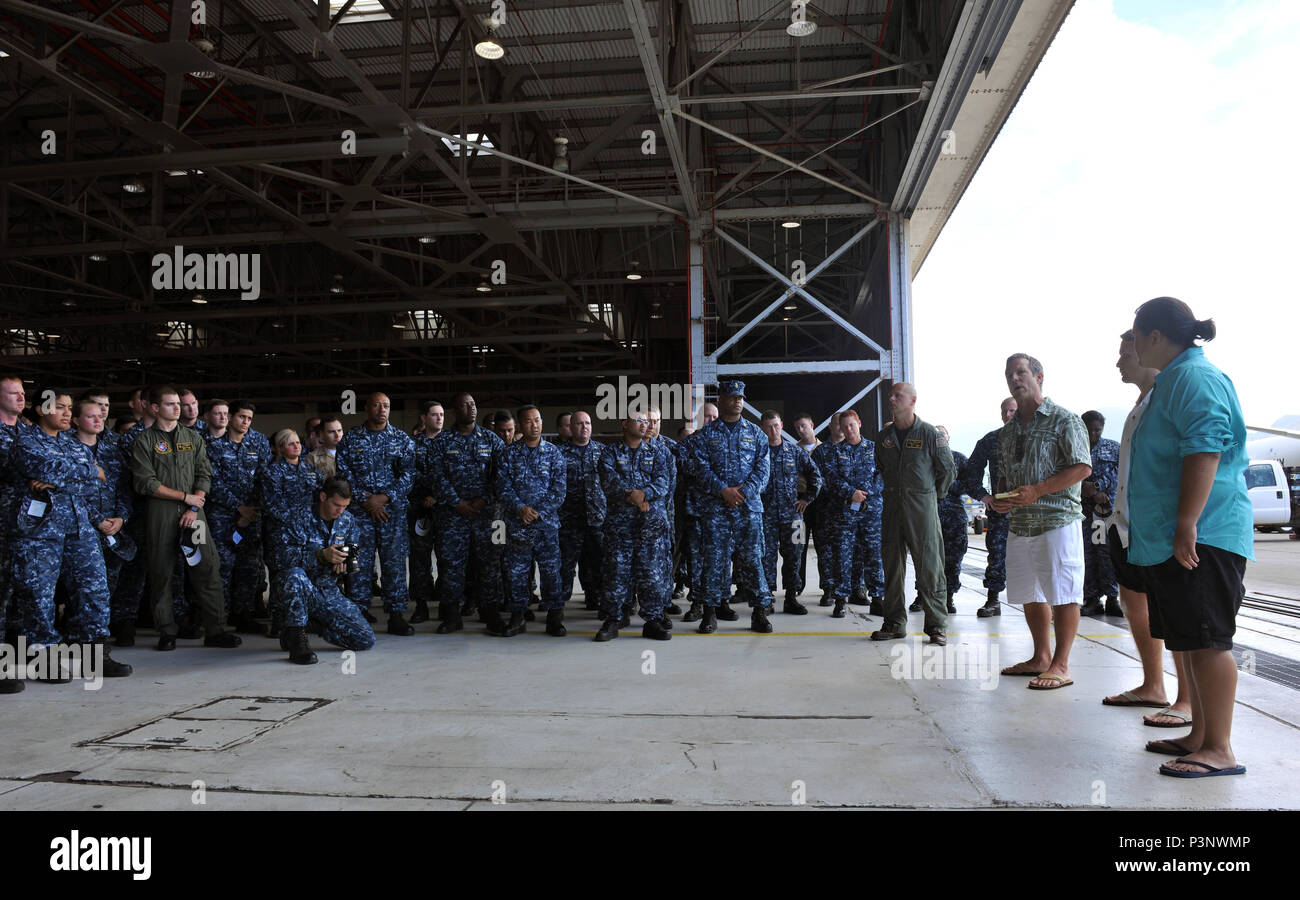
[276,478,377,664]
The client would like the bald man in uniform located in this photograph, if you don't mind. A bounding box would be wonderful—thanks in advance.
[872,382,956,645]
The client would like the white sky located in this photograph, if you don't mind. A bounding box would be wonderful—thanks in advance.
[912,0,1300,457]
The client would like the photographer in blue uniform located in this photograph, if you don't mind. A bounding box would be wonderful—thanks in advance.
[275,477,377,664]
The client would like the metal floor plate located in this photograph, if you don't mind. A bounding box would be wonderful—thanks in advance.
[79,696,333,751]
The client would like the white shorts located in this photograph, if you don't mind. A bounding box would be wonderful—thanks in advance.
[1006,523,1083,607]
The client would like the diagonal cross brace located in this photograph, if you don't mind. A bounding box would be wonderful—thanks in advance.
[714,226,887,356]
[708,217,879,360]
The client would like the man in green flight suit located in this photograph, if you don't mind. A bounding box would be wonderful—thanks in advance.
[872,382,956,645]
[129,384,241,652]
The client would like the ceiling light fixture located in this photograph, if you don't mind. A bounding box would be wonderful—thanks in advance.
[476,278,492,293]
[330,275,345,294]
[89,253,107,261]
[474,22,505,60]
[783,303,797,310]
[418,235,437,244]
[781,219,801,228]
[552,136,569,172]
[122,180,145,194]
[191,293,207,304]
[625,261,642,281]
[786,0,817,38]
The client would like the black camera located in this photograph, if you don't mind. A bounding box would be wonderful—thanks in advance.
[338,542,362,576]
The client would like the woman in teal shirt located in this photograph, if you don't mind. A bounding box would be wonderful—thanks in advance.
[1130,297,1252,779]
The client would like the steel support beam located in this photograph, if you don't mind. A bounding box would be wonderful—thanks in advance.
[886,212,913,384]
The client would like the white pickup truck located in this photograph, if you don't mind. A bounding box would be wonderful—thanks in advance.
[1246,459,1292,531]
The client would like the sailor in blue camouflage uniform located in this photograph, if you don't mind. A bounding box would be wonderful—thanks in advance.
[1080,410,1121,617]
[0,375,29,693]
[337,392,417,636]
[431,392,505,634]
[10,391,130,678]
[262,428,323,635]
[69,397,136,645]
[407,400,444,623]
[558,410,605,612]
[644,408,682,615]
[758,411,822,614]
[276,477,377,664]
[592,414,672,642]
[850,468,886,607]
[677,402,718,622]
[496,405,567,637]
[203,401,271,633]
[935,432,969,615]
[817,410,883,619]
[962,396,1017,617]
[689,381,772,635]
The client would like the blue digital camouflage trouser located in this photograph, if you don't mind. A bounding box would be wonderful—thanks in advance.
[763,513,807,598]
[13,530,111,645]
[701,507,770,608]
[434,507,502,609]
[506,524,562,612]
[345,505,410,616]
[823,509,880,601]
[1082,513,1117,603]
[983,509,1009,593]
[939,502,969,598]
[408,510,438,609]
[208,506,263,621]
[559,517,602,607]
[602,513,670,621]
[849,499,885,597]
[281,568,375,650]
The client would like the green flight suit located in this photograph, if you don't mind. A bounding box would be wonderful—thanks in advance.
[874,416,955,634]
[129,422,226,636]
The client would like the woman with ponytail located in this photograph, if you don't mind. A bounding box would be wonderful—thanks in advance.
[1128,297,1252,778]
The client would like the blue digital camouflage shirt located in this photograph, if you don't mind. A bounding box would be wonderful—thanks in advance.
[337,423,416,511]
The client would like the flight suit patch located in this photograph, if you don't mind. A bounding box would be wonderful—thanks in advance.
[905,439,923,450]
[154,441,171,454]
[177,442,194,452]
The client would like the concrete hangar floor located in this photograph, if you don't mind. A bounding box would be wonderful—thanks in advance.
[2,535,1297,813]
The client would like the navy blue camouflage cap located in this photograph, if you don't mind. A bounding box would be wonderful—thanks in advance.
[718,380,746,397]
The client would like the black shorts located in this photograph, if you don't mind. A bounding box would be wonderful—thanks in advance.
[1141,544,1246,652]
[1105,525,1147,593]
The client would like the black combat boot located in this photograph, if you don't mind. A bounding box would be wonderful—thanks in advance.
[94,642,132,678]
[868,596,885,617]
[594,617,619,642]
[1104,596,1123,618]
[0,677,23,694]
[783,594,808,615]
[664,602,682,615]
[386,613,415,636]
[977,590,1001,618]
[909,597,923,612]
[850,586,870,605]
[619,608,632,629]
[33,646,72,683]
[697,607,717,634]
[831,599,847,619]
[658,615,673,631]
[285,627,318,665]
[1080,600,1105,617]
[483,603,510,636]
[716,600,739,621]
[818,594,833,607]
[946,594,957,614]
[233,615,264,635]
[545,609,566,637]
[503,610,526,637]
[409,600,430,624]
[751,607,773,633]
[360,605,378,624]
[435,604,463,633]
[682,600,704,622]
[642,619,671,641]
[524,608,536,622]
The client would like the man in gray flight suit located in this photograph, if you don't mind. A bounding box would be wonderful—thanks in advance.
[872,382,956,645]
